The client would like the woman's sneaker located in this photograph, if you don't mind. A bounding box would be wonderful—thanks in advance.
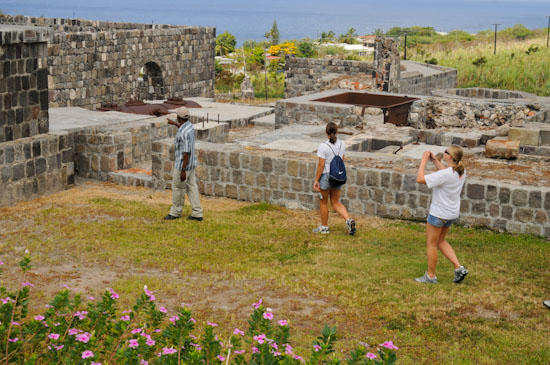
[415,273,438,283]
[346,218,356,236]
[453,266,468,283]
[312,226,330,234]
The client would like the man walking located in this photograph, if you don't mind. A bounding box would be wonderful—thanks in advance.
[164,107,203,221]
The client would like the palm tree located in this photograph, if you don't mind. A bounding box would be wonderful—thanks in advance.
[339,28,358,44]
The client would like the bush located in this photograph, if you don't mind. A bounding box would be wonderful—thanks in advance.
[0,255,398,363]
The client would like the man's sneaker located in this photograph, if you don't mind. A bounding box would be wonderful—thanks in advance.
[453,266,468,283]
[312,226,330,234]
[415,273,438,284]
[163,215,179,220]
[346,218,356,236]
[187,215,203,221]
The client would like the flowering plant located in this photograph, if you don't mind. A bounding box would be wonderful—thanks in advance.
[0,255,398,364]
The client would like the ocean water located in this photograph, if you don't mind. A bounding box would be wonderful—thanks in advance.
[1,0,549,44]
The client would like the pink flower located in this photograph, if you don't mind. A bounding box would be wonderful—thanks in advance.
[159,306,167,313]
[217,355,225,361]
[48,333,60,340]
[91,362,102,365]
[34,315,45,321]
[148,295,156,301]
[271,342,278,350]
[366,352,377,359]
[0,261,3,265]
[234,328,245,336]
[278,319,288,326]
[8,338,18,343]
[1,297,13,304]
[154,329,162,333]
[129,339,139,348]
[54,322,61,327]
[292,354,305,363]
[313,345,321,352]
[87,296,95,300]
[252,347,259,354]
[253,334,267,344]
[108,288,119,300]
[272,351,281,356]
[21,282,34,287]
[146,338,156,346]
[121,315,130,321]
[253,298,262,309]
[169,315,179,323]
[189,317,196,323]
[140,361,149,365]
[285,344,293,355]
[162,347,177,355]
[68,328,79,335]
[131,328,143,334]
[191,343,202,351]
[234,349,245,355]
[207,321,218,327]
[76,332,91,343]
[74,311,88,320]
[10,321,19,326]
[263,312,273,320]
[82,350,94,359]
[140,332,151,339]
[379,341,398,350]
[53,344,64,351]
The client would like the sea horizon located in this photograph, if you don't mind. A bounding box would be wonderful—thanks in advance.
[1,0,549,44]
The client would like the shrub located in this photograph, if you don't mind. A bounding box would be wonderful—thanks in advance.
[0,255,398,363]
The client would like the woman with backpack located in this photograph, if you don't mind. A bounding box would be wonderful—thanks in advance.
[415,145,468,284]
[312,122,356,235]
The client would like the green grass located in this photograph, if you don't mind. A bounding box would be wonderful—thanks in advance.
[1,187,549,364]
[409,37,550,96]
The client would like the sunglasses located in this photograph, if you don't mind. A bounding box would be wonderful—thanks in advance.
[444,149,450,155]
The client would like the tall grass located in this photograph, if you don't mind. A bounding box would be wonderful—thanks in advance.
[409,38,550,95]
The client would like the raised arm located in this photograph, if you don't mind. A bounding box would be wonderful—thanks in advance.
[416,151,431,184]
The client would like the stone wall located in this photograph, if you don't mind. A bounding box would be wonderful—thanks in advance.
[74,117,176,180]
[151,142,550,238]
[0,27,50,142]
[284,57,377,98]
[408,97,542,129]
[0,15,216,109]
[0,133,74,206]
[399,63,457,96]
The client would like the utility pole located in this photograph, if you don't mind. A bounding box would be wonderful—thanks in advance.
[492,24,500,55]
[403,31,408,60]
[264,50,268,100]
[547,16,550,48]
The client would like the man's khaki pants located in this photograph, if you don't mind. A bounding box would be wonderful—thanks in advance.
[169,167,203,218]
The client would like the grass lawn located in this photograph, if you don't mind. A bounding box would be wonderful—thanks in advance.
[1,181,549,364]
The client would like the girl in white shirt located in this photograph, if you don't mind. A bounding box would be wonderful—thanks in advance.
[415,145,468,284]
[312,122,356,235]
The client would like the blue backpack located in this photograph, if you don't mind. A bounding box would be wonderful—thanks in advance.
[326,142,347,186]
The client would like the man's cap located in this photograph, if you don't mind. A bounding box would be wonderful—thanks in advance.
[175,107,190,119]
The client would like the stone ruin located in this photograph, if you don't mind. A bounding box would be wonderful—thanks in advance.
[1,15,549,239]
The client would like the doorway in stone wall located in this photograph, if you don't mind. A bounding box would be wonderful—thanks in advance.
[136,62,165,100]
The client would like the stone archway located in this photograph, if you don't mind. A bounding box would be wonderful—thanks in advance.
[136,62,165,100]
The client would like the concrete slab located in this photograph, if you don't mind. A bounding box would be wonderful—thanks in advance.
[399,144,446,159]
[49,107,151,132]
[168,101,273,124]
[251,114,275,127]
[261,139,321,153]
[509,127,540,146]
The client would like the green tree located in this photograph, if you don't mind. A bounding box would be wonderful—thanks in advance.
[501,24,533,40]
[297,41,316,58]
[242,40,258,49]
[320,30,335,43]
[339,27,358,44]
[215,31,237,56]
[269,20,280,45]
[373,28,384,36]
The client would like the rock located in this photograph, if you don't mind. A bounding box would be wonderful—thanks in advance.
[485,139,519,159]
[495,124,510,137]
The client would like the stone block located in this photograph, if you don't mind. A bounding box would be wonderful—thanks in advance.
[515,208,533,223]
[539,129,550,146]
[366,170,380,187]
[499,188,510,204]
[527,191,542,208]
[484,139,519,159]
[225,184,238,199]
[287,160,299,177]
[512,189,528,206]
[508,127,539,146]
[467,184,484,200]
